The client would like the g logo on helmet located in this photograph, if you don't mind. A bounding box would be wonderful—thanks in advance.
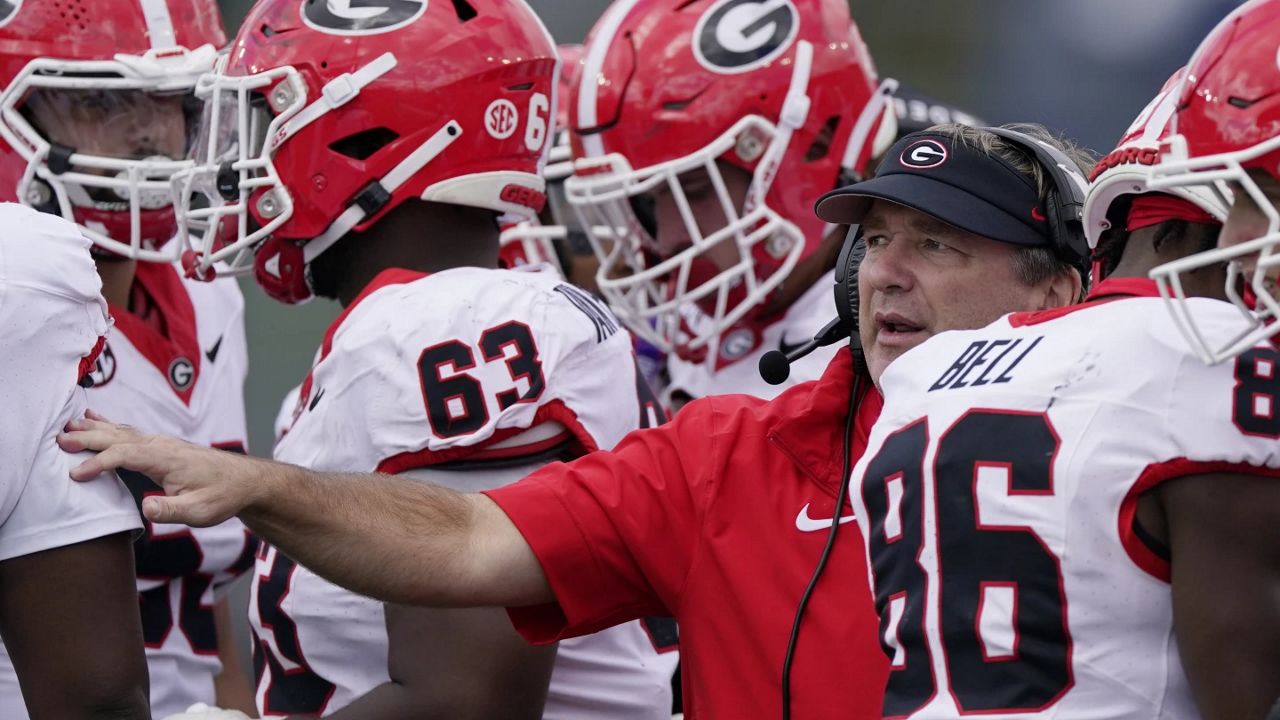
[0,1,21,28]
[693,0,800,75]
[900,139,949,169]
[301,0,428,36]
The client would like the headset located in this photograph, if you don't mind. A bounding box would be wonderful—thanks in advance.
[984,126,1091,276]
[763,125,1090,720]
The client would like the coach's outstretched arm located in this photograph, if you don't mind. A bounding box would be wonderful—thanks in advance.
[58,415,554,609]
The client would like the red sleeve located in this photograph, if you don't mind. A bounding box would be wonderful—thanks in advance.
[483,398,722,644]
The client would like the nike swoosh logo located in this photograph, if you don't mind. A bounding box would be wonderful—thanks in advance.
[309,387,325,412]
[205,336,224,363]
[795,503,856,533]
[778,334,806,357]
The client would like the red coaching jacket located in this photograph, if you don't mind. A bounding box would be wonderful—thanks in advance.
[485,348,890,719]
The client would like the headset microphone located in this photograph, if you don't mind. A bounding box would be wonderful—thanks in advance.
[758,317,850,385]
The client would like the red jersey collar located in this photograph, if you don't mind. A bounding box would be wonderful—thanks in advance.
[1086,276,1160,300]
[768,347,882,497]
[108,262,201,405]
[320,268,428,362]
[1008,276,1160,327]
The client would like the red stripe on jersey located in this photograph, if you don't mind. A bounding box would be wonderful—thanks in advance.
[78,334,106,383]
[375,399,598,474]
[1118,458,1280,581]
[1008,278,1160,328]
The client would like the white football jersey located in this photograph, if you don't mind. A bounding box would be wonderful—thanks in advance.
[0,259,254,720]
[848,285,1280,719]
[666,271,839,400]
[252,266,677,718]
[0,204,142,712]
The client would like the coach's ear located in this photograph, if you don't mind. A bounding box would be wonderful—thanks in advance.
[1040,266,1083,310]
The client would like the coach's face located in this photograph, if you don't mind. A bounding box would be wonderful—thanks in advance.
[857,200,1066,384]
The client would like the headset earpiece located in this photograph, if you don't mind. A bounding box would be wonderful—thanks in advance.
[981,126,1090,275]
[833,225,866,340]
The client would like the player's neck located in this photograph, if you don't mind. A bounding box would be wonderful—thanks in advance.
[322,201,501,308]
[1108,228,1228,301]
[94,257,138,309]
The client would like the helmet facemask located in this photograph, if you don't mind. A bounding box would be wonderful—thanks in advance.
[567,125,805,360]
[1149,132,1280,364]
[172,58,307,280]
[173,52,404,296]
[567,40,848,360]
[0,45,218,262]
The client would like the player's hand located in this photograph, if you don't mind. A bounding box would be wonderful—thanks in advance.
[160,703,253,720]
[57,411,270,527]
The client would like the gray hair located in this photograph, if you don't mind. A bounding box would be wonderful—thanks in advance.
[929,123,1096,288]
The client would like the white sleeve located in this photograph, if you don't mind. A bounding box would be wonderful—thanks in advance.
[1159,300,1280,471]
[0,204,141,560]
[0,390,141,562]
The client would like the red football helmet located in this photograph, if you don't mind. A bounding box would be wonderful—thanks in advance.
[499,43,586,277]
[563,0,896,360]
[1148,0,1280,363]
[0,0,224,261]
[499,221,566,277]
[1084,67,1228,250]
[175,0,558,303]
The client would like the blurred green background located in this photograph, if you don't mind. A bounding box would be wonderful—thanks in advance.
[214,0,1235,456]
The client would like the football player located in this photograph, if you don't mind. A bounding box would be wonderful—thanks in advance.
[839,68,1280,718]
[564,0,898,404]
[0,2,257,718]
[1148,0,1280,364]
[1086,67,1228,287]
[0,203,149,719]
[171,0,675,717]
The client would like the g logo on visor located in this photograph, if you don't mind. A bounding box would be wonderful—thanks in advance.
[694,0,799,74]
[301,0,427,35]
[0,1,22,28]
[900,139,949,169]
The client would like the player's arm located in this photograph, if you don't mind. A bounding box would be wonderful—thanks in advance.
[0,533,150,720]
[60,420,552,608]
[305,604,556,720]
[294,459,567,720]
[1159,471,1280,720]
[213,595,259,716]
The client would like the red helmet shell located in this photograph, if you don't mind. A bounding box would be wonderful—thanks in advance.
[1172,0,1280,175]
[229,0,558,244]
[571,0,883,248]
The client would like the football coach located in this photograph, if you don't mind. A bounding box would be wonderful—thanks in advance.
[58,123,1092,719]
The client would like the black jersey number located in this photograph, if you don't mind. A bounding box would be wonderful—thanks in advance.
[418,321,546,438]
[253,546,336,715]
[123,442,254,657]
[1232,347,1280,437]
[122,469,217,655]
[860,410,1072,717]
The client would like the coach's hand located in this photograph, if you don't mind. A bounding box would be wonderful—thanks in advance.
[58,411,272,527]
